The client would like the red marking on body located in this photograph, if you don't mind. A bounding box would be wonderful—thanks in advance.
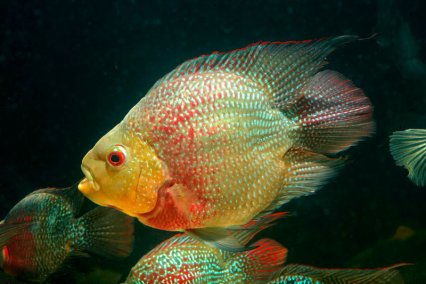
[187,127,195,140]
[3,230,37,276]
[2,246,9,263]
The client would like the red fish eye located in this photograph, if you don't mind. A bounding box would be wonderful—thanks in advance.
[108,151,126,166]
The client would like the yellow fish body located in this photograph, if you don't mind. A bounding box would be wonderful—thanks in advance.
[79,36,374,249]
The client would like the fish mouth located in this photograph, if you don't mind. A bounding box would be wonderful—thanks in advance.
[79,165,100,192]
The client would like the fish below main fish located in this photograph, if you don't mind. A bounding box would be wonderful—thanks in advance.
[79,35,374,250]
[125,213,287,283]
[390,129,426,186]
[0,186,134,283]
[269,264,405,284]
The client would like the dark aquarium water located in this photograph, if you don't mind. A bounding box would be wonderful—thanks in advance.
[1,0,426,283]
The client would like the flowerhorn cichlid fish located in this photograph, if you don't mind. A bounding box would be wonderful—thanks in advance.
[125,213,287,283]
[268,264,405,284]
[0,186,134,283]
[390,129,426,186]
[79,35,374,250]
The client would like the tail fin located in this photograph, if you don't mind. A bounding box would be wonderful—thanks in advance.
[390,129,426,186]
[226,239,287,282]
[77,207,134,258]
[270,264,405,284]
[291,70,374,154]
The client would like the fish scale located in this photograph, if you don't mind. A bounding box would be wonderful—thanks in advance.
[129,71,292,229]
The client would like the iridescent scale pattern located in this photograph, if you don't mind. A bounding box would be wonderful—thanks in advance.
[121,36,373,230]
[2,191,87,282]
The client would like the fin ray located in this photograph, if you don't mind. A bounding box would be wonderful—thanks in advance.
[152,36,358,108]
[78,207,134,258]
[390,129,426,186]
[290,70,374,154]
[257,149,343,217]
[186,212,286,252]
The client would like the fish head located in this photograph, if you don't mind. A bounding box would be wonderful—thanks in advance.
[79,124,167,217]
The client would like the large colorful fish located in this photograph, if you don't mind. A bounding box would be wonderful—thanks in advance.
[79,36,374,250]
[125,213,287,283]
[0,186,134,283]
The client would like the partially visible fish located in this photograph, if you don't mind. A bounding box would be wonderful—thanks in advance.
[268,264,405,284]
[0,186,134,283]
[79,36,374,250]
[125,213,287,283]
[390,129,426,186]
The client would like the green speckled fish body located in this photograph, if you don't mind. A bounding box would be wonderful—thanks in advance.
[0,187,134,283]
[125,234,286,284]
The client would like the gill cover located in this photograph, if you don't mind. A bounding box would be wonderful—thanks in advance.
[79,125,167,216]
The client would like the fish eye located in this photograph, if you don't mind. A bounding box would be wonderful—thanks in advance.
[107,145,127,167]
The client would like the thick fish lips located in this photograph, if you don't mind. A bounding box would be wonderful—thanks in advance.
[79,165,110,207]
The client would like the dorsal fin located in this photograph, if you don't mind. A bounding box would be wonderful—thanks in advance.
[151,36,358,109]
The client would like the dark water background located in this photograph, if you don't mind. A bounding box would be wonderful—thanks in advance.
[1,0,426,283]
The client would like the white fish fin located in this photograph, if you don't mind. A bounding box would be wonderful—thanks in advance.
[229,212,287,246]
[271,264,405,284]
[185,227,254,252]
[390,129,426,186]
[256,148,343,218]
[78,206,134,258]
[289,70,374,154]
[151,36,358,106]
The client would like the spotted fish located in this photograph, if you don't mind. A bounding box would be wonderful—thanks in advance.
[0,186,134,283]
[79,36,374,250]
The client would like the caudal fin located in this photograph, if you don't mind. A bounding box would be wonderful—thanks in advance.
[78,207,134,258]
[226,238,287,282]
[291,70,374,154]
[390,129,426,186]
[269,264,405,284]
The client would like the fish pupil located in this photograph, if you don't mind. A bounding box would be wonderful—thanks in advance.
[111,154,120,163]
[108,151,125,166]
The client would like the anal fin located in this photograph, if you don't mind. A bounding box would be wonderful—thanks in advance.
[185,227,252,252]
[185,212,286,252]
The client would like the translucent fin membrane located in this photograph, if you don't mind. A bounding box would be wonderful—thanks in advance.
[390,129,426,186]
[293,70,374,154]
